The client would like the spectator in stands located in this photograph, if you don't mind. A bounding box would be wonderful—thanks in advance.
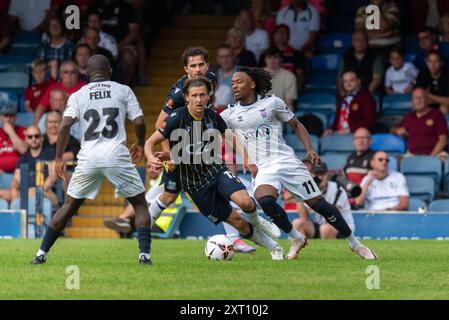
[438,14,449,44]
[282,189,298,211]
[413,27,439,71]
[24,59,57,113]
[10,125,58,206]
[355,151,409,211]
[37,88,80,141]
[226,27,257,67]
[72,44,92,83]
[86,11,118,59]
[272,24,306,91]
[0,99,27,174]
[354,0,401,60]
[89,0,144,85]
[8,0,53,32]
[37,17,74,65]
[82,27,115,67]
[293,161,355,239]
[263,46,297,109]
[214,44,237,112]
[42,110,80,162]
[338,30,384,96]
[324,69,377,136]
[415,50,449,113]
[409,0,449,33]
[0,11,10,54]
[384,46,419,95]
[34,60,85,124]
[344,127,374,185]
[250,0,276,36]
[276,0,320,57]
[235,9,270,63]
[392,88,448,161]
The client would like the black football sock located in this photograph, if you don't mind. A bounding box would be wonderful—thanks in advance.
[137,227,152,255]
[40,227,61,253]
[257,196,293,233]
[239,222,254,239]
[309,198,352,237]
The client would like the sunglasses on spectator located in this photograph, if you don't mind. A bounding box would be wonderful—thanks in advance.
[26,134,41,139]
[376,157,389,163]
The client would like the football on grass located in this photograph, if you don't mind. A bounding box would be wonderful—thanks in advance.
[205,235,235,261]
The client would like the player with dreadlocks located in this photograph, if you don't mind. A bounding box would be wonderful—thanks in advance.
[220,67,378,260]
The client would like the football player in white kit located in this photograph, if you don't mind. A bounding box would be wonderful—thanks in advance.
[220,67,377,260]
[31,55,153,265]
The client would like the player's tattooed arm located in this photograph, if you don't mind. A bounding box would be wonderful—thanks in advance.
[287,117,320,165]
[55,116,76,180]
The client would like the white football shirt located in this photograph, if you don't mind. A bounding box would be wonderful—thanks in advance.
[360,171,409,211]
[64,81,143,168]
[384,62,418,93]
[220,95,297,167]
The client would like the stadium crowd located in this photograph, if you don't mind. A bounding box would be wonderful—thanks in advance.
[2,0,449,239]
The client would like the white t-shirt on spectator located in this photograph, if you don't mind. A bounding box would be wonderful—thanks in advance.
[385,62,419,94]
[360,171,409,211]
[245,29,270,62]
[306,181,355,232]
[8,0,50,32]
[269,68,298,103]
[99,31,118,59]
[276,4,320,50]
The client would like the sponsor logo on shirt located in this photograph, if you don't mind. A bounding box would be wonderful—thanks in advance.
[426,119,434,126]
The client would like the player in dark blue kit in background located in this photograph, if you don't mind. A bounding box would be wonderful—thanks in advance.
[147,47,216,229]
[145,78,284,259]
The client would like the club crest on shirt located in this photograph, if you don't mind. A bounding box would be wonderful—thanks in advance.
[259,108,267,118]
[426,119,434,126]
[352,103,359,111]
[206,122,213,129]
[237,116,243,122]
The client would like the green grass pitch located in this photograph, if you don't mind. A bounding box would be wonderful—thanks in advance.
[1,239,448,299]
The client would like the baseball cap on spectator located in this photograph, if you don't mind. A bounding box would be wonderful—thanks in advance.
[311,162,328,174]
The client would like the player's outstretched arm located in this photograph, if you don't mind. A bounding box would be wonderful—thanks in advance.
[288,117,320,165]
[55,116,76,180]
[144,130,166,170]
[129,115,146,164]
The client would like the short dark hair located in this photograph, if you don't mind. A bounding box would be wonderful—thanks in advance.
[182,47,209,66]
[263,46,282,58]
[426,49,443,61]
[182,77,212,95]
[217,43,232,51]
[72,44,92,60]
[389,45,404,57]
[274,24,290,40]
[419,26,435,35]
[341,68,360,79]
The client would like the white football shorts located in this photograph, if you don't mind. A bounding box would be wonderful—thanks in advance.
[253,156,321,201]
[67,166,146,199]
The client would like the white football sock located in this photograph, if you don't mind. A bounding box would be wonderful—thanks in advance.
[288,227,305,241]
[250,228,279,250]
[139,253,150,259]
[346,233,361,249]
[149,197,167,226]
[36,249,47,257]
